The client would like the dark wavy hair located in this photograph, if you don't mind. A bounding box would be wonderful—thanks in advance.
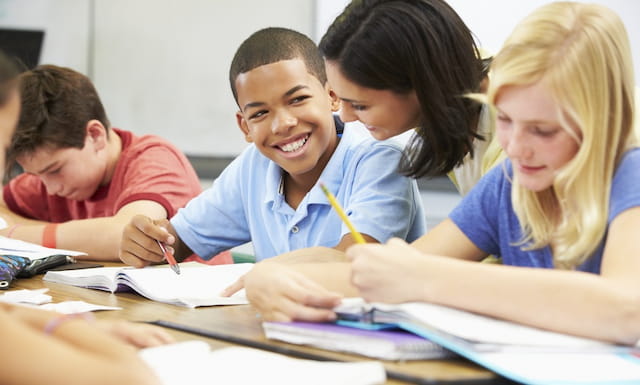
[229,27,327,104]
[320,0,488,178]
[8,65,110,164]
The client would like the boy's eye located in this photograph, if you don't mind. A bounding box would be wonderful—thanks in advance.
[351,103,368,111]
[290,95,310,104]
[48,167,62,175]
[249,110,268,120]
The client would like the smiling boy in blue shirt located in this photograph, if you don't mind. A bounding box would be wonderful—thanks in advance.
[119,27,425,266]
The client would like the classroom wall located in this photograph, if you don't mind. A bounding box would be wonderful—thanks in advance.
[0,0,314,157]
[1,0,638,159]
[316,0,640,78]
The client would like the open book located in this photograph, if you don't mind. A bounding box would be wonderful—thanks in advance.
[43,262,253,308]
[335,298,640,385]
[139,340,386,385]
[263,321,451,361]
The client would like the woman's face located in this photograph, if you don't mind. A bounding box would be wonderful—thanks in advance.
[325,60,421,140]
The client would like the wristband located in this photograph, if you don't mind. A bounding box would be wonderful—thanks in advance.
[6,224,20,238]
[42,223,58,248]
[44,312,95,335]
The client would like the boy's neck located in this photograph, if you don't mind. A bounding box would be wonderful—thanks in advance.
[100,129,122,185]
[283,138,340,210]
[283,172,314,210]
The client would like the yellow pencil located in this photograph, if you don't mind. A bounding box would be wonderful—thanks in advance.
[319,182,366,244]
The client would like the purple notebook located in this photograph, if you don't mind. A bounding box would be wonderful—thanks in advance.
[262,321,451,361]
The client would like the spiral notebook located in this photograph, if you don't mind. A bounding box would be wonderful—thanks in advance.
[263,321,451,360]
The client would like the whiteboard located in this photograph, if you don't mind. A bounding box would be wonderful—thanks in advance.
[93,0,314,156]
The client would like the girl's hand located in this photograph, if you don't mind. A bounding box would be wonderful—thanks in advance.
[347,238,429,303]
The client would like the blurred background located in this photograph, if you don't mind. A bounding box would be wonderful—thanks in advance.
[1,0,638,228]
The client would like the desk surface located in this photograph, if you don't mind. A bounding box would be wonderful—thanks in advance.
[13,269,508,385]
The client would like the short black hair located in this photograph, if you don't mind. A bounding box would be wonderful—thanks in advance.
[229,27,326,103]
[320,0,488,179]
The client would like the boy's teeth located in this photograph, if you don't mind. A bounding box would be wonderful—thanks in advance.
[280,136,308,152]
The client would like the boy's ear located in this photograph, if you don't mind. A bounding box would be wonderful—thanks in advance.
[236,111,253,143]
[85,120,108,150]
[328,87,341,112]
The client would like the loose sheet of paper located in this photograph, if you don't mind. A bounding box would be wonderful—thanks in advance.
[139,341,386,385]
[0,236,87,260]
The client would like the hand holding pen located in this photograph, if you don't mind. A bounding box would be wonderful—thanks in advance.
[156,239,180,275]
[120,215,181,274]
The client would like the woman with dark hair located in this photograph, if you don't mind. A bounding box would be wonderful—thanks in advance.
[320,0,501,194]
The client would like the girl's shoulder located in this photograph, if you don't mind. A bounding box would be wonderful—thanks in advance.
[615,147,640,176]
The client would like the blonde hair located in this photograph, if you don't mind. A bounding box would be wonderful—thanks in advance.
[486,2,636,269]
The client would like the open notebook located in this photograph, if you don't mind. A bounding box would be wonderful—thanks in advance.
[139,340,385,385]
[335,298,640,385]
[43,262,253,308]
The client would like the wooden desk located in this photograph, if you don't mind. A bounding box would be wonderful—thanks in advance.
[13,272,510,385]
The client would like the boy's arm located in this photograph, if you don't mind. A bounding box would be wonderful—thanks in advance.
[0,195,43,227]
[1,200,169,261]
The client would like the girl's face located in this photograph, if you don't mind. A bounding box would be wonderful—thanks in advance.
[495,81,581,192]
[325,60,421,140]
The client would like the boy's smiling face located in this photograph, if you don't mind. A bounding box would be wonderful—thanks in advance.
[235,59,340,186]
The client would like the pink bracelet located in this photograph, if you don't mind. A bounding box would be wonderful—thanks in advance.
[44,312,95,335]
[42,223,58,248]
[6,224,20,238]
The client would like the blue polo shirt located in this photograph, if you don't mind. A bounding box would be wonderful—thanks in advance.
[449,148,640,272]
[171,122,426,262]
